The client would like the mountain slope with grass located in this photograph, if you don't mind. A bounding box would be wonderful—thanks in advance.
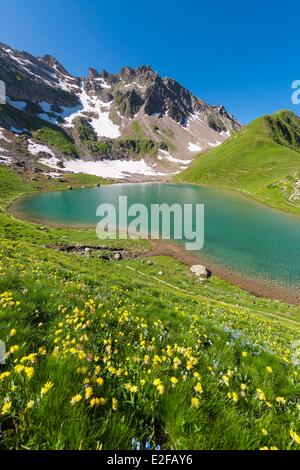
[0,166,300,450]
[176,110,300,213]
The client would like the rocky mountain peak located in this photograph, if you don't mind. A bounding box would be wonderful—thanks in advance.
[120,66,136,81]
[88,67,100,79]
[100,69,109,79]
[39,54,72,77]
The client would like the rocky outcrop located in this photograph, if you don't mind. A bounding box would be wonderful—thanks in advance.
[115,89,144,117]
[0,43,80,107]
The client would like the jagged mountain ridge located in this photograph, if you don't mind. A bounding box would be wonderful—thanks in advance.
[0,42,241,180]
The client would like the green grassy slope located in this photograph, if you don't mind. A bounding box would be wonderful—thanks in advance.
[0,103,78,156]
[0,166,300,450]
[176,111,300,213]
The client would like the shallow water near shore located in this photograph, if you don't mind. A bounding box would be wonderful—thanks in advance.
[14,182,300,299]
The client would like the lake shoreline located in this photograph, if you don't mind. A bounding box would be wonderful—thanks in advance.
[174,179,300,218]
[147,240,300,306]
[10,197,300,306]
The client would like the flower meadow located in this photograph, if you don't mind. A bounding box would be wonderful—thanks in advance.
[0,238,300,450]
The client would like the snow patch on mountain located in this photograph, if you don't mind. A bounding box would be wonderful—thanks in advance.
[220,129,231,137]
[38,154,166,179]
[158,149,192,165]
[63,159,165,179]
[39,154,61,169]
[188,142,202,152]
[64,86,121,138]
[38,101,83,125]
[208,141,222,147]
[0,128,11,142]
[28,140,55,156]
[93,78,111,89]
[0,155,12,165]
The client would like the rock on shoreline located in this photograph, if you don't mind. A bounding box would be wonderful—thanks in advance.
[190,264,209,278]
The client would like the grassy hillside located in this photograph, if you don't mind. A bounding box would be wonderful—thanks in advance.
[0,165,300,450]
[176,111,300,213]
[0,103,79,156]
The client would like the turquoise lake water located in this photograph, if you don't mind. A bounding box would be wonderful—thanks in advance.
[15,182,300,295]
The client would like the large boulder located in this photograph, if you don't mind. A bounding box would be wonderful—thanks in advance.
[190,265,208,278]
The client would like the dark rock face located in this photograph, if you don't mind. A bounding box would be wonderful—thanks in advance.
[84,76,114,103]
[88,68,100,79]
[115,89,144,117]
[120,66,136,81]
[0,43,80,107]
[142,76,199,125]
[39,54,72,77]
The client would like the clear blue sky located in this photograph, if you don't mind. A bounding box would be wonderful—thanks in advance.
[1,0,299,123]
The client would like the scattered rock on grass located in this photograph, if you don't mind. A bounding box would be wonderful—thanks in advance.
[190,265,208,278]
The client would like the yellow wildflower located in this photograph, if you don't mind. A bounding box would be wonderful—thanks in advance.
[38,346,47,355]
[10,329,16,337]
[90,397,106,407]
[24,367,35,379]
[0,371,11,381]
[194,383,203,394]
[222,375,230,387]
[256,389,266,401]
[153,378,162,387]
[1,400,12,415]
[41,381,54,396]
[85,387,93,399]
[173,357,181,369]
[191,397,200,408]
[260,446,278,450]
[20,353,37,364]
[193,372,201,379]
[112,398,118,411]
[290,430,300,445]
[124,383,138,393]
[9,345,19,354]
[170,377,178,386]
[70,394,82,405]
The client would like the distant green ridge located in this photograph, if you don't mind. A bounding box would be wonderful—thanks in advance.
[176,110,300,213]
